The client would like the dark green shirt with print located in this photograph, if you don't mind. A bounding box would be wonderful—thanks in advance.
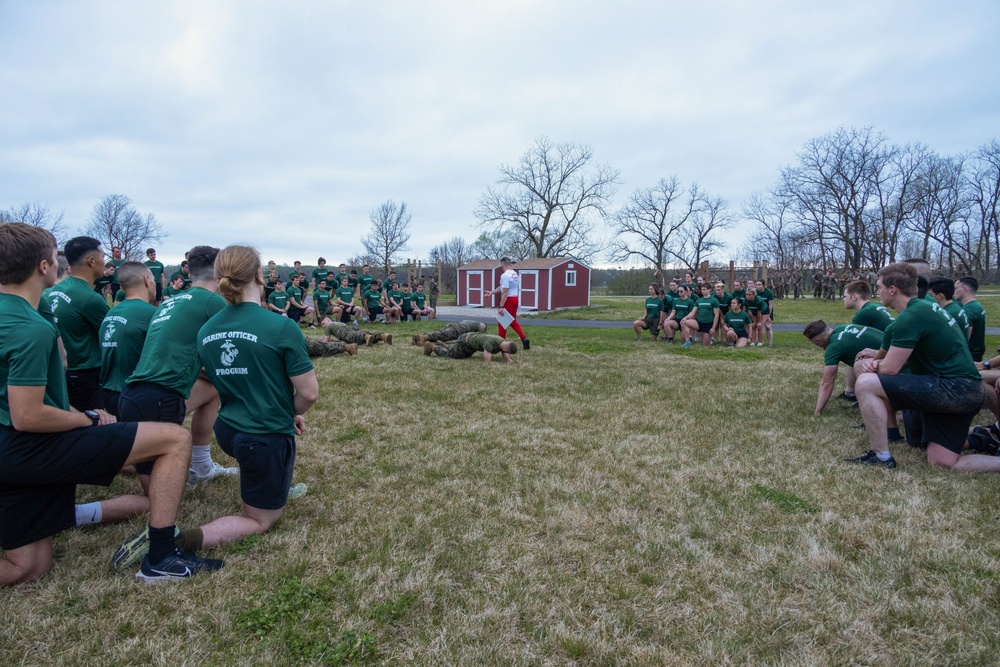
[853,301,894,331]
[100,298,157,392]
[694,296,720,324]
[962,300,986,361]
[671,297,694,320]
[47,275,110,370]
[645,297,664,319]
[0,293,68,426]
[267,291,289,311]
[724,310,751,333]
[890,298,979,379]
[824,324,883,367]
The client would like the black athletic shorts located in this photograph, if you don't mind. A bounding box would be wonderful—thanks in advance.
[66,367,101,412]
[288,306,305,323]
[878,374,985,454]
[698,321,713,335]
[215,419,295,511]
[119,382,186,475]
[368,305,385,321]
[0,422,136,550]
[736,330,749,339]
[100,388,121,417]
[154,283,163,302]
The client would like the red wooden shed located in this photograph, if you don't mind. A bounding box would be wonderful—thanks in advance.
[456,258,591,311]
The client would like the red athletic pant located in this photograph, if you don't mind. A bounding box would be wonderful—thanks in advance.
[498,296,525,340]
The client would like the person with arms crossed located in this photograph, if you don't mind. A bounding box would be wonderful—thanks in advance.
[485,257,530,350]
[0,223,220,586]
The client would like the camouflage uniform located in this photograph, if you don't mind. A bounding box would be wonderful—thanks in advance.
[425,319,484,342]
[431,332,503,359]
[305,338,353,357]
[324,321,384,345]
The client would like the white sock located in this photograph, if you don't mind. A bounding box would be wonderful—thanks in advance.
[75,502,103,526]
[875,450,893,461]
[191,445,214,475]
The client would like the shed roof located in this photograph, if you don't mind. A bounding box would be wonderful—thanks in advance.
[457,257,590,271]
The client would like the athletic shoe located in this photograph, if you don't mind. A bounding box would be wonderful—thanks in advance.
[709,339,716,345]
[308,324,316,329]
[845,450,897,469]
[967,425,1000,456]
[287,482,308,500]
[423,341,435,356]
[522,338,530,350]
[757,342,764,347]
[681,341,693,347]
[384,334,393,345]
[839,391,857,400]
[111,526,181,571]
[345,343,358,356]
[187,461,239,487]
[135,547,224,584]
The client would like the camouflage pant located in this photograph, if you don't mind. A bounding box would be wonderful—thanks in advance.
[324,323,378,345]
[305,338,351,357]
[433,338,476,359]
[426,323,465,343]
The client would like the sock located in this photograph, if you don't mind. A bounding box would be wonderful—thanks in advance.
[887,427,901,440]
[175,527,204,553]
[875,450,893,461]
[149,524,178,563]
[191,444,214,475]
[74,502,102,526]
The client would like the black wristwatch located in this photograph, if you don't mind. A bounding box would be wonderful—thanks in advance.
[84,410,100,426]
[985,360,992,369]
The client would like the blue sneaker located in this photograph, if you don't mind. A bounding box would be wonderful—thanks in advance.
[135,547,224,584]
[681,341,693,347]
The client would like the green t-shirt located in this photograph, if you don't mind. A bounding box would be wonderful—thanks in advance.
[962,300,986,361]
[943,301,969,339]
[267,291,289,311]
[99,298,157,391]
[853,301,894,331]
[671,297,694,320]
[47,275,110,370]
[314,289,331,314]
[824,324,883,367]
[694,296,721,324]
[758,288,775,307]
[110,258,125,281]
[388,289,403,306]
[715,291,732,313]
[144,260,165,284]
[311,267,328,287]
[413,292,427,308]
[333,272,349,288]
[127,287,227,397]
[731,288,746,302]
[644,296,664,319]
[464,333,504,354]
[335,286,355,305]
[0,293,68,426]
[163,284,182,299]
[890,298,979,379]
[724,310,751,333]
[358,274,373,293]
[400,291,413,309]
[363,288,382,309]
[170,270,192,290]
[743,296,765,316]
[347,276,359,292]
[114,289,126,304]
[286,285,305,308]
[198,303,314,435]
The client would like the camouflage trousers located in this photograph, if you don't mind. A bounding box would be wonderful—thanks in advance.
[426,323,465,343]
[305,338,352,357]
[324,323,379,345]
[432,338,476,359]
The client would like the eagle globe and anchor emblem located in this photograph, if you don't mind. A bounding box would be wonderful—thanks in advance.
[104,323,116,341]
[220,340,239,367]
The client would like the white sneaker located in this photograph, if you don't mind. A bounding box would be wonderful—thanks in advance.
[287,483,308,500]
[187,461,239,487]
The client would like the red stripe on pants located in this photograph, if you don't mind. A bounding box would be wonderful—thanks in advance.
[499,296,525,340]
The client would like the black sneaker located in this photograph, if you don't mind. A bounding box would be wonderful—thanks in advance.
[967,425,1000,456]
[845,450,897,469]
[135,548,224,584]
[839,391,857,400]
[522,338,530,350]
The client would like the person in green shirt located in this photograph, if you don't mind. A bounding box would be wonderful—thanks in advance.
[844,280,895,331]
[713,282,732,344]
[99,262,157,417]
[263,270,278,303]
[312,279,332,321]
[331,275,362,323]
[162,274,185,301]
[49,236,111,411]
[93,262,115,299]
[803,320,884,417]
[754,279,775,346]
[287,260,303,285]
[169,260,191,290]
[119,245,237,493]
[424,332,518,363]
[742,287,766,346]
[357,265,374,302]
[266,279,290,315]
[850,263,994,472]
[363,280,386,323]
[633,284,664,340]
[332,263,349,289]
[286,275,315,327]
[399,283,415,321]
[662,284,694,343]
[109,246,125,295]
[0,223,220,587]
[411,282,434,320]
[928,278,969,340]
[723,298,752,348]
[384,281,403,323]
[730,279,746,303]
[955,276,986,362]
[144,247,166,304]
[681,284,720,346]
[311,257,328,290]
[130,245,318,559]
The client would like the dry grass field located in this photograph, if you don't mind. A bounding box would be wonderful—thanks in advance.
[3,320,1000,666]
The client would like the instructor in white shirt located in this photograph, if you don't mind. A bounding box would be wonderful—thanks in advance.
[486,257,530,350]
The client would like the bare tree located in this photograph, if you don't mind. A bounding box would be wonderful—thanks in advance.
[609,176,699,277]
[428,236,471,292]
[0,202,68,243]
[475,137,618,262]
[84,194,164,259]
[672,193,734,271]
[968,140,1000,278]
[361,200,411,271]
[468,230,531,261]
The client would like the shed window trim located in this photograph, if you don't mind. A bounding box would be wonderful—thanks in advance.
[565,270,577,287]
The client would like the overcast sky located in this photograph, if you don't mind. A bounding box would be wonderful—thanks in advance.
[2,1,997,266]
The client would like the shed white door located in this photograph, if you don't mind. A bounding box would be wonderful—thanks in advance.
[467,271,483,306]
[519,270,538,310]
